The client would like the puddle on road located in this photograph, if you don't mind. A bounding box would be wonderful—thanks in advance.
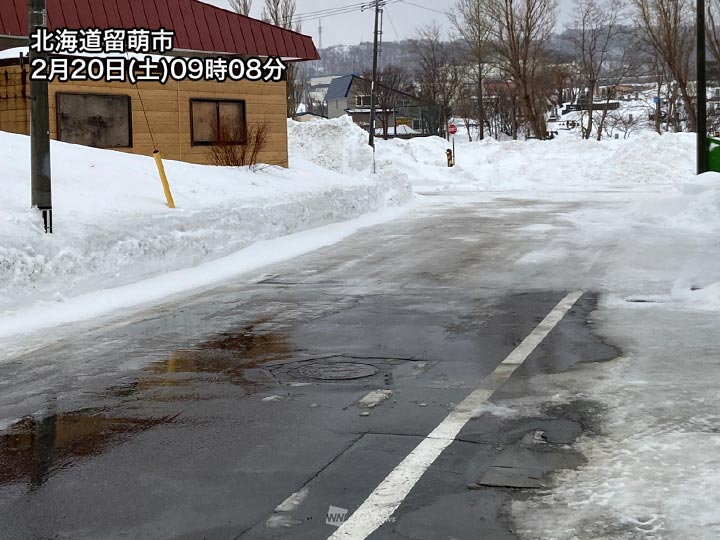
[143,324,292,387]
[0,411,173,488]
[0,323,293,490]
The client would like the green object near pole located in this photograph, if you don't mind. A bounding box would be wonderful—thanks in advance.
[706,137,720,173]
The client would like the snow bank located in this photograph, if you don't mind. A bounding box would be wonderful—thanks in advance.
[289,116,695,191]
[0,129,412,315]
[288,116,373,174]
[290,117,696,192]
[394,132,696,192]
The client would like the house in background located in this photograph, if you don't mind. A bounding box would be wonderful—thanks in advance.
[307,74,345,104]
[0,0,319,167]
[325,74,434,138]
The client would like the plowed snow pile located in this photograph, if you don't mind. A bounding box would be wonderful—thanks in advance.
[0,128,411,315]
[289,117,696,191]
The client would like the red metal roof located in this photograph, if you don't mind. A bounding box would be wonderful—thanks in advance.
[0,0,319,60]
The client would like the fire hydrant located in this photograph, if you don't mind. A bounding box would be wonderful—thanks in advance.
[446,148,454,167]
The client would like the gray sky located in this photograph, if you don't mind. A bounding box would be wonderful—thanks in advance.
[204,0,574,48]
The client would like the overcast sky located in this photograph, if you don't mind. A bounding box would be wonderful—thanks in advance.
[204,0,575,48]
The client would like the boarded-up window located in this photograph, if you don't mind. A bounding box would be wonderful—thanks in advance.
[57,93,132,148]
[191,99,246,146]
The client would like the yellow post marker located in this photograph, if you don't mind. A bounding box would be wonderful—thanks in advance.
[153,150,175,209]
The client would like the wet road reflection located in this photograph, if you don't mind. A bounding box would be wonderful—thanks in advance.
[146,325,292,384]
[0,322,293,490]
[0,412,174,489]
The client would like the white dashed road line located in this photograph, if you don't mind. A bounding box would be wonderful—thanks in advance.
[329,290,584,539]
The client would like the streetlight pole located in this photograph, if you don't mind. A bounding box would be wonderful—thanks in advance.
[698,0,708,174]
[28,0,52,232]
[369,0,380,151]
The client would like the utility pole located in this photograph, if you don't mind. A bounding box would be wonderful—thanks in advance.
[478,60,484,140]
[378,3,384,69]
[368,0,381,152]
[28,0,52,233]
[318,20,323,50]
[698,0,708,174]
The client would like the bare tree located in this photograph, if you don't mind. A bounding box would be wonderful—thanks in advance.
[455,81,478,141]
[483,0,559,138]
[293,66,309,118]
[708,1,720,66]
[229,0,252,15]
[362,65,413,139]
[570,0,627,139]
[410,24,464,137]
[262,0,296,28]
[593,46,637,139]
[483,79,517,138]
[262,0,300,117]
[632,0,696,131]
[450,0,492,139]
[602,108,642,138]
[637,42,669,133]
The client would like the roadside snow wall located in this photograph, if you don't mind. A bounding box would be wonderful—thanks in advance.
[0,129,411,312]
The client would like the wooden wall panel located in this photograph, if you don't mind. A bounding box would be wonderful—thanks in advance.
[0,65,30,135]
[0,64,289,167]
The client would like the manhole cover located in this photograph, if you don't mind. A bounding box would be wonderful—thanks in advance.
[295,362,378,381]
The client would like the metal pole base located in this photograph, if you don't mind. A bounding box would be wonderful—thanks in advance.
[39,207,52,234]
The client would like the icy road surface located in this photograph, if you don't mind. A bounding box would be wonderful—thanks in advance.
[0,190,718,539]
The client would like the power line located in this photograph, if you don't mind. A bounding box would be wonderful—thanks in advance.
[292,3,371,23]
[384,5,400,42]
[292,0,402,24]
[294,1,367,18]
[398,0,448,15]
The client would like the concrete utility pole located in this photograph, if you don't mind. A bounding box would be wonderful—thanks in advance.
[368,0,381,150]
[698,0,708,174]
[28,0,53,233]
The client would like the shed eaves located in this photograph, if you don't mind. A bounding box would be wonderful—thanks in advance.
[0,0,319,60]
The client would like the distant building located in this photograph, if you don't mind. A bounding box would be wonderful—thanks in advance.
[325,74,435,137]
[308,74,346,104]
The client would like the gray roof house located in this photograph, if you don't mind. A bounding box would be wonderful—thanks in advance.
[325,75,359,119]
[324,74,435,137]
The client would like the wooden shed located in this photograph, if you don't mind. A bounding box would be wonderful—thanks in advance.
[0,0,319,167]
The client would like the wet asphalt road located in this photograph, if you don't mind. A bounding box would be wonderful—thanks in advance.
[0,194,619,539]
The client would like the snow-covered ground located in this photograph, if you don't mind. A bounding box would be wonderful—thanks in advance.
[3,115,720,538]
[0,126,412,332]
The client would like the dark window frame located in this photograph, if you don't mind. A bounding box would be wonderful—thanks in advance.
[190,98,247,147]
[356,95,371,107]
[56,92,133,149]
